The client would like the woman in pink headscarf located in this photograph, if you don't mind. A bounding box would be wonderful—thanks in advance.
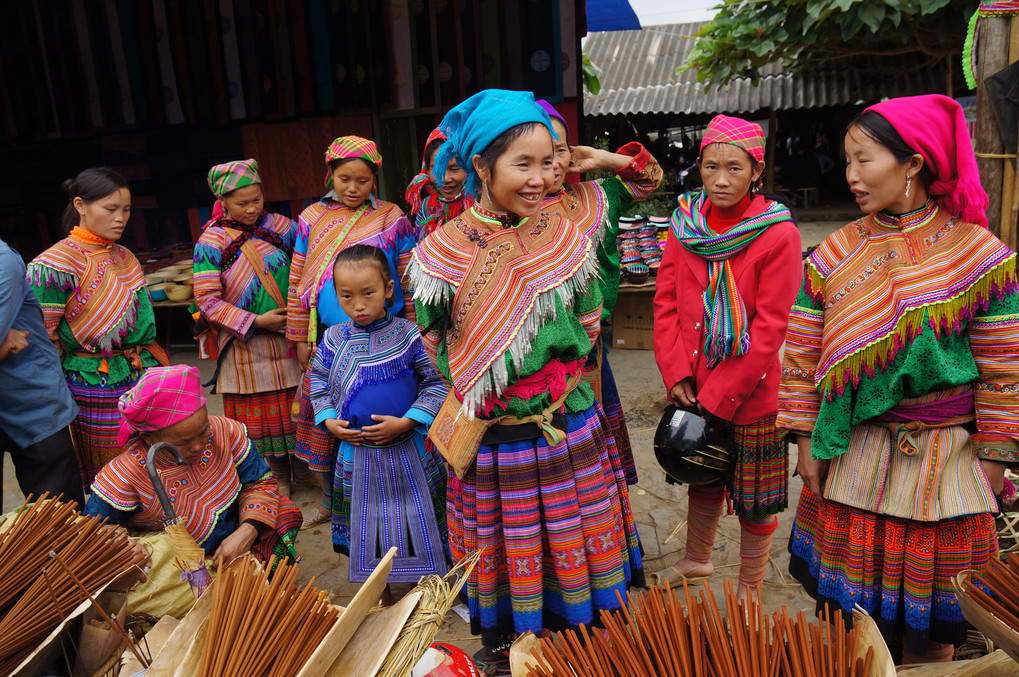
[653,114,802,601]
[84,364,302,567]
[780,94,1018,662]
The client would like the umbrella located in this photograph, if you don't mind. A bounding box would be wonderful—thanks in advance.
[146,441,213,598]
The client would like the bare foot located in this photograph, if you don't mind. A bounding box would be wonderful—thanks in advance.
[670,557,714,579]
[737,583,763,611]
[299,505,331,530]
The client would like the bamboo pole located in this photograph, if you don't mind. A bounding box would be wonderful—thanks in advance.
[1004,17,1019,251]
[976,16,1010,237]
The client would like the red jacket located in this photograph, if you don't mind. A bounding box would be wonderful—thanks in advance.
[653,196,802,424]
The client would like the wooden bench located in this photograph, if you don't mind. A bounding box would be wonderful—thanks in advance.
[776,186,818,209]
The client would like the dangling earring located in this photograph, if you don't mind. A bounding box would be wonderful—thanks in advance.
[482,182,492,208]
[905,175,912,199]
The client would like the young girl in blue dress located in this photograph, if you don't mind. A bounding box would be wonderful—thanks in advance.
[307,244,448,588]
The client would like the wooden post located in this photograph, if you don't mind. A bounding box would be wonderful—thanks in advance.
[976,16,1010,237]
[1005,18,1019,250]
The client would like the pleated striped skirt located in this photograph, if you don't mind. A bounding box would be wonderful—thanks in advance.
[789,486,997,656]
[294,370,337,473]
[222,386,298,459]
[447,403,644,648]
[731,416,788,519]
[67,370,142,489]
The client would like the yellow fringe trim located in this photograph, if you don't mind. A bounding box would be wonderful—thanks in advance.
[818,255,1016,396]
[805,259,825,299]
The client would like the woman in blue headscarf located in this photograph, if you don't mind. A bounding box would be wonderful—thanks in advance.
[409,89,643,667]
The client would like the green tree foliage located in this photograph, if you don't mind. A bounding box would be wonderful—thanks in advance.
[682,0,976,88]
[583,54,603,95]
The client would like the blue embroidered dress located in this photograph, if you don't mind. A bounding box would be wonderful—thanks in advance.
[307,313,448,582]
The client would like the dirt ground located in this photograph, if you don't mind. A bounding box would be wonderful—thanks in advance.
[0,219,848,665]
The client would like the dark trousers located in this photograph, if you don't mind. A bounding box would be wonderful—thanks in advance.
[0,426,85,507]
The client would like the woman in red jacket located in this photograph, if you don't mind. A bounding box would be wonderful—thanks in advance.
[652,115,802,600]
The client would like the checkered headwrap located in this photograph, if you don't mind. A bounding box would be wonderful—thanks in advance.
[700,114,766,163]
[207,158,261,198]
[324,135,383,187]
[116,365,207,446]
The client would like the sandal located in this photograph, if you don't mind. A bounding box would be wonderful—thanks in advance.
[300,508,330,530]
[647,565,710,588]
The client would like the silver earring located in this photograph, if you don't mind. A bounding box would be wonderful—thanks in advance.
[905,176,912,199]
[483,182,492,207]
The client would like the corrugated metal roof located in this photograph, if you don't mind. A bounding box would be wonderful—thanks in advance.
[583,23,947,116]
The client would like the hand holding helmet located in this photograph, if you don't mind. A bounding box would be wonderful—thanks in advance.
[653,404,736,486]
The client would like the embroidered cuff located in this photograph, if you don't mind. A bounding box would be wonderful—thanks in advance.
[314,408,340,426]
[239,482,279,526]
[614,142,651,179]
[405,406,435,435]
[971,433,1019,463]
[233,311,258,341]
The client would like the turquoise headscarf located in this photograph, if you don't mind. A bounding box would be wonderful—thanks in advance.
[432,89,555,198]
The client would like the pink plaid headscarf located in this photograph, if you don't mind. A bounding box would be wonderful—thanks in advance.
[323,135,382,187]
[866,94,988,228]
[700,114,766,163]
[117,365,207,446]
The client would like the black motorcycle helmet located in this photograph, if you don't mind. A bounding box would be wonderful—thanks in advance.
[654,405,736,486]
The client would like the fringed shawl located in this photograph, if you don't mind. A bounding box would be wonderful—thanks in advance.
[805,203,1016,398]
[410,207,599,414]
[541,181,608,245]
[27,238,145,355]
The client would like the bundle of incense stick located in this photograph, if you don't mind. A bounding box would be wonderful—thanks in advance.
[0,494,148,674]
[525,581,875,677]
[197,555,341,677]
[961,553,1019,634]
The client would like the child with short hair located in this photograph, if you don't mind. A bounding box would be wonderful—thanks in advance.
[307,244,448,587]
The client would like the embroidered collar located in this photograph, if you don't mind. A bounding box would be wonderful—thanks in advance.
[351,312,394,332]
[69,226,115,249]
[438,189,465,203]
[872,199,937,233]
[545,184,580,211]
[468,204,534,232]
[323,190,378,210]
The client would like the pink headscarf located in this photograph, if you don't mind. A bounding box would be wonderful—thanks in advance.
[865,94,988,228]
[117,365,207,446]
[700,114,766,163]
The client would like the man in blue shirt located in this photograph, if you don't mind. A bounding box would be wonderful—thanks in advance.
[0,239,83,506]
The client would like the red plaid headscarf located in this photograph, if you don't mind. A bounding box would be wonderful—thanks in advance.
[323,135,383,187]
[116,365,207,446]
[405,128,448,216]
[700,114,766,163]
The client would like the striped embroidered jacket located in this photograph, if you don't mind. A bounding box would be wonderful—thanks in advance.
[777,202,1019,519]
[88,416,282,550]
[541,141,663,320]
[193,212,301,394]
[285,192,415,342]
[27,235,164,386]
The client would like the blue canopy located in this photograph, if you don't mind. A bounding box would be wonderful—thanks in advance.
[586,0,641,32]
